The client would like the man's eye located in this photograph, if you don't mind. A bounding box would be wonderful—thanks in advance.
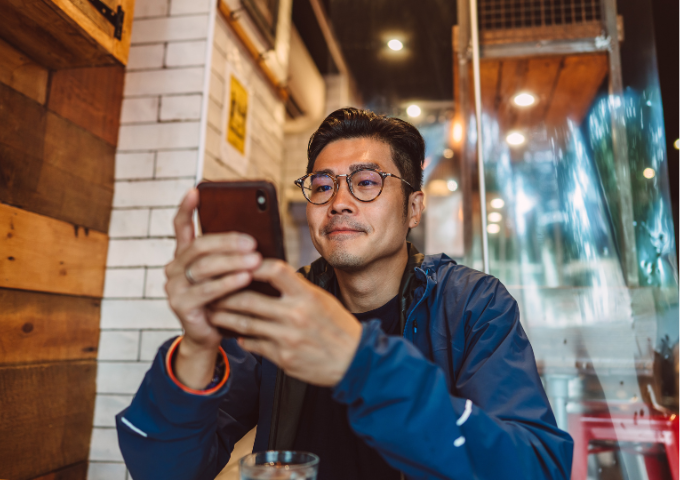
[314,185,332,192]
[357,180,378,187]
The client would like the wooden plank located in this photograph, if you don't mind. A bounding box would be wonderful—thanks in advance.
[544,53,609,128]
[0,289,100,365]
[0,38,49,104]
[0,0,135,69]
[31,462,88,480]
[48,65,125,146]
[0,82,115,233]
[0,204,108,298]
[0,361,95,480]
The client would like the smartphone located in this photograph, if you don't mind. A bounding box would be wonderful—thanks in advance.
[197,181,286,336]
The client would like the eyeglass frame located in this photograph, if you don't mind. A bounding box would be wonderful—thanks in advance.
[294,168,414,205]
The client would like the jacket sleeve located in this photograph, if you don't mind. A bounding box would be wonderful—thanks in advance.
[332,276,573,480]
[116,336,261,480]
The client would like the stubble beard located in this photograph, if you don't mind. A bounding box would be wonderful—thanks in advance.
[325,247,365,271]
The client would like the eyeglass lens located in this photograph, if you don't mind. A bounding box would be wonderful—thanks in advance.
[302,170,383,204]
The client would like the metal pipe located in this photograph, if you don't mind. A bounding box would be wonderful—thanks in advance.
[469,0,490,274]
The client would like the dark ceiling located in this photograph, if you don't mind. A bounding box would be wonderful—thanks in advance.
[292,0,458,107]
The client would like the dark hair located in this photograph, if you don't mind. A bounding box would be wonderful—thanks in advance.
[306,108,424,203]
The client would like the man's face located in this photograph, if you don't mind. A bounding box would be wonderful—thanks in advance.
[306,137,420,271]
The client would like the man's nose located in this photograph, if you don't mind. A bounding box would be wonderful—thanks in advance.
[329,178,356,214]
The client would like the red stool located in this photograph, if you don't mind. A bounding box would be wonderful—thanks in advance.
[569,410,679,479]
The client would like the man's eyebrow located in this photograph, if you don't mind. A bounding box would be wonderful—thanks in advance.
[312,163,382,175]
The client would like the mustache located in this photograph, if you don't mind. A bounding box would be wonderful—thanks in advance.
[321,217,369,236]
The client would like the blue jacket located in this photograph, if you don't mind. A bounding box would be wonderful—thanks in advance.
[117,245,573,479]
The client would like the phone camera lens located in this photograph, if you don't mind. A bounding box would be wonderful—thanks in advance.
[256,190,267,211]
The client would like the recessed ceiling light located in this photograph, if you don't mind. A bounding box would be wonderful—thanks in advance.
[487,224,501,234]
[488,212,502,222]
[643,168,655,179]
[388,39,403,51]
[490,198,505,209]
[443,148,454,158]
[447,180,458,192]
[674,139,679,150]
[513,93,536,107]
[406,104,421,117]
[506,132,525,146]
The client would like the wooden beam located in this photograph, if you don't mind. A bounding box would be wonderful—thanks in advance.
[0,82,115,233]
[0,38,49,105]
[0,361,95,480]
[48,65,126,146]
[0,204,108,298]
[0,289,100,366]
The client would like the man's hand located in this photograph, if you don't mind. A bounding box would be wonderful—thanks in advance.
[164,189,262,389]
[209,260,363,387]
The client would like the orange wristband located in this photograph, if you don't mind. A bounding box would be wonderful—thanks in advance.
[165,336,230,395]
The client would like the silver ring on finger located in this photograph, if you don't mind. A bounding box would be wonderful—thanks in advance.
[185,265,199,285]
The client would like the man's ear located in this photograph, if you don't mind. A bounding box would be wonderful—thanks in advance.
[408,191,425,228]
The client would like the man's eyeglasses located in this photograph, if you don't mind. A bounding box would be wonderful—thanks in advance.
[294,168,413,205]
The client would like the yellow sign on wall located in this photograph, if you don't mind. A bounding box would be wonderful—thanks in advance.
[226,75,248,154]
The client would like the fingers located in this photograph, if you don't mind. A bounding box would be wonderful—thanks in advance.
[212,290,282,320]
[209,311,288,340]
[167,233,257,278]
[168,271,252,316]
[173,189,199,255]
[186,251,261,284]
[250,259,306,297]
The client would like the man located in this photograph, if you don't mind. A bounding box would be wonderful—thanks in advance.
[117,108,573,479]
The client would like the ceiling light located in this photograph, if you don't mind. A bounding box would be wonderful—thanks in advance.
[674,139,679,150]
[643,168,655,179]
[443,148,454,158]
[488,212,502,222]
[407,104,421,117]
[447,180,458,192]
[506,132,525,146]
[490,198,505,209]
[487,224,501,234]
[513,93,536,107]
[388,39,403,51]
[452,122,463,143]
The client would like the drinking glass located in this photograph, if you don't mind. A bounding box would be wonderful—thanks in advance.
[239,451,319,480]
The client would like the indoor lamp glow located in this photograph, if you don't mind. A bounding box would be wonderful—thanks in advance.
[513,93,536,107]
[490,198,505,209]
[388,39,403,51]
[447,180,458,192]
[643,168,655,179]
[486,224,501,234]
[488,212,502,222]
[506,132,525,146]
[407,104,421,117]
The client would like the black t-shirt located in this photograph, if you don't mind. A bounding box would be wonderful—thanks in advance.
[291,295,402,480]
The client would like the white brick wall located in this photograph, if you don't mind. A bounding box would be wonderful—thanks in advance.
[91,0,289,476]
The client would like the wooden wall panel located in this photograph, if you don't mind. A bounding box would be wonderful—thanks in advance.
[31,462,88,480]
[0,38,49,104]
[0,0,135,69]
[0,204,108,297]
[0,289,100,365]
[0,361,96,480]
[49,65,126,146]
[0,82,115,233]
